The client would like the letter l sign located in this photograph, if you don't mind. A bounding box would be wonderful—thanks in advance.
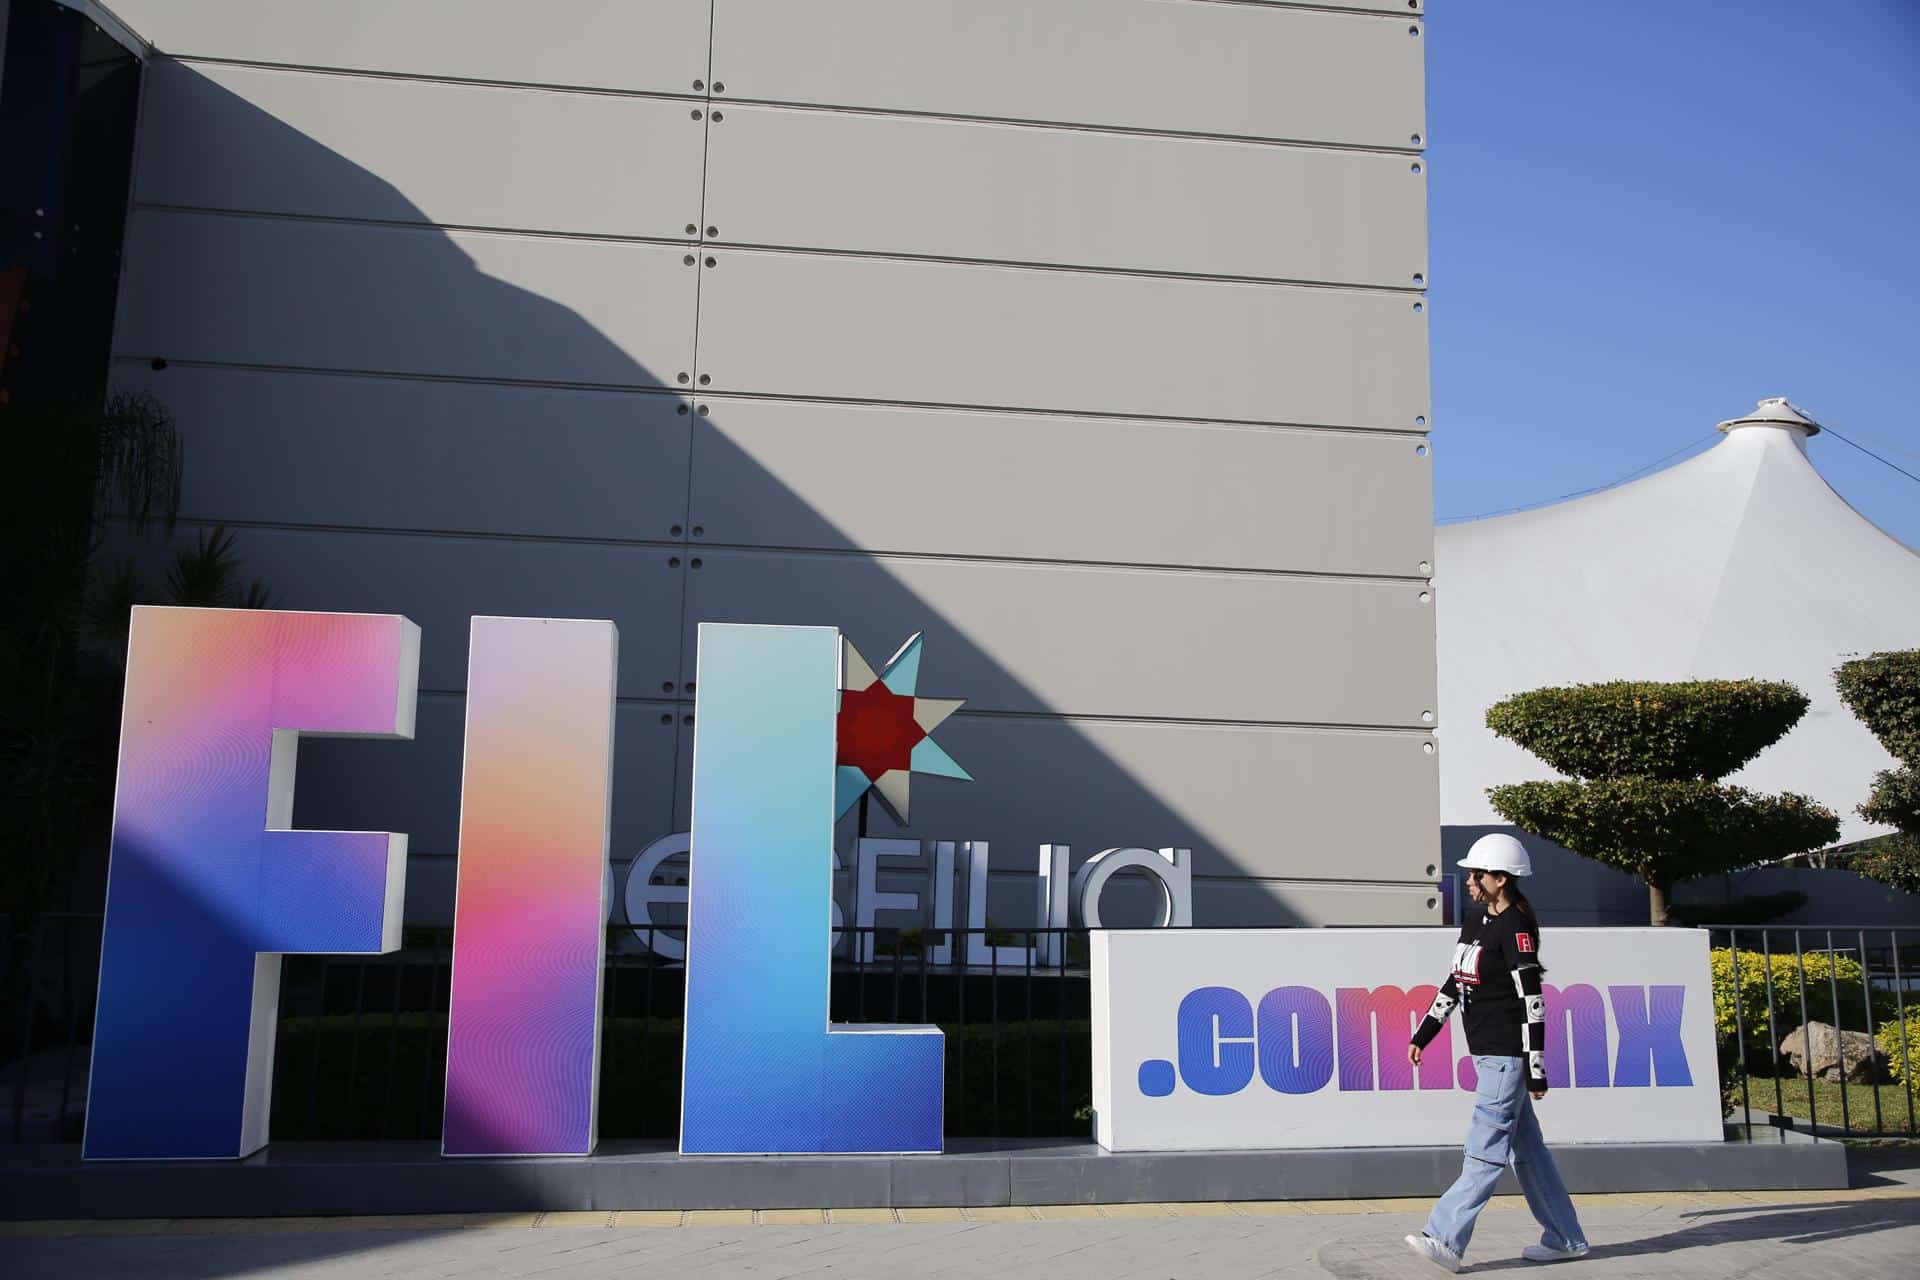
[679,624,945,1153]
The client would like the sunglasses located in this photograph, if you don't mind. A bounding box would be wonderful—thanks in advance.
[1465,869,1503,881]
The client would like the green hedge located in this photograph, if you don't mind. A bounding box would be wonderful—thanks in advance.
[1484,680,1810,782]
[1850,834,1920,897]
[1836,653,1920,872]
[1860,767,1920,833]
[269,1015,1091,1142]
[1489,779,1839,884]
[1835,651,1920,767]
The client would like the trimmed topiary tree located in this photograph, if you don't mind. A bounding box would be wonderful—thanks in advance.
[1486,681,1840,925]
[1835,651,1920,895]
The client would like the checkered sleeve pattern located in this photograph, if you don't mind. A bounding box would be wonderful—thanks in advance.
[1513,963,1547,1092]
[1411,974,1460,1051]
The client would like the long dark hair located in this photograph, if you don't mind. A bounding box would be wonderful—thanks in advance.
[1498,875,1538,925]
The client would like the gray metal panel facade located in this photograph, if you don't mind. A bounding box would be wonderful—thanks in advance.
[106,1,1437,926]
[117,366,692,541]
[138,60,709,237]
[113,525,686,700]
[687,398,1433,576]
[704,105,1428,286]
[118,212,699,385]
[694,249,1429,427]
[710,0,1425,147]
[680,551,1433,725]
[114,0,713,93]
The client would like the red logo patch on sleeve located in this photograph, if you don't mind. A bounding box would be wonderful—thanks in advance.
[1515,932,1534,953]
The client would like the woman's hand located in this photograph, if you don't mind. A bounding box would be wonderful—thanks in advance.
[1407,1043,1422,1067]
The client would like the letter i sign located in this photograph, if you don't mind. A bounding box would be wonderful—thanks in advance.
[1516,932,1534,954]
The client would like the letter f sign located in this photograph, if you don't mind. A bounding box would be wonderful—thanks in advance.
[85,607,419,1160]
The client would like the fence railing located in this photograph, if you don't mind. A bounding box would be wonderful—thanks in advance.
[1708,925,1920,1140]
[10,916,1920,1145]
[2,916,1092,1144]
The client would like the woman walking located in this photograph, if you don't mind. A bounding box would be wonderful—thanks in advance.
[1403,833,1588,1271]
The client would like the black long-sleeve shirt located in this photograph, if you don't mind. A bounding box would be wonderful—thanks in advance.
[1410,906,1548,1093]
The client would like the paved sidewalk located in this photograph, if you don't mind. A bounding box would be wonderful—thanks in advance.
[5,1182,1917,1279]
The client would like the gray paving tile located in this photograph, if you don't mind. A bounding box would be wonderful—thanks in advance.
[2,1194,1917,1279]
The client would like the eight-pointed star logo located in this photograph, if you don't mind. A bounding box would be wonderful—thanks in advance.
[835,633,971,824]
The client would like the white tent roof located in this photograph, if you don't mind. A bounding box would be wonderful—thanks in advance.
[1436,399,1920,843]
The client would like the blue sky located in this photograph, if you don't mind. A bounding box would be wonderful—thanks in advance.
[1426,1,1920,547]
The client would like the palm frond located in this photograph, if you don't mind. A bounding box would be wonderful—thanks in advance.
[165,525,242,607]
[95,392,183,537]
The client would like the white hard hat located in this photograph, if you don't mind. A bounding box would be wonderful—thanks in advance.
[1459,833,1532,877]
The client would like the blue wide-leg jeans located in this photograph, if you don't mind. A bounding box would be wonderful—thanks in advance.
[1423,1055,1586,1259]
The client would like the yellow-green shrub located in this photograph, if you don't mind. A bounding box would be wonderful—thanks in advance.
[1710,946,1885,1069]
[1877,1011,1920,1084]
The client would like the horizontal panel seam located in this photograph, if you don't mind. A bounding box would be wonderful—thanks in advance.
[976,872,1440,889]
[126,204,1428,293]
[702,96,1423,157]
[162,54,710,104]
[687,239,1426,293]
[409,689,1435,735]
[701,240,1432,294]
[109,358,1432,436]
[685,390,1428,435]
[132,201,704,249]
[132,514,1434,585]
[1183,0,1424,17]
[161,54,1423,157]
[404,853,1440,889]
[691,394,1426,442]
[113,356,687,397]
[953,708,1436,734]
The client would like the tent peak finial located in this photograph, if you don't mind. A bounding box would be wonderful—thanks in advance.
[1717,397,1821,437]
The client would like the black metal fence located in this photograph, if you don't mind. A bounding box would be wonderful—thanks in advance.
[2,915,1092,1144]
[1708,925,1920,1140]
[12,915,1920,1145]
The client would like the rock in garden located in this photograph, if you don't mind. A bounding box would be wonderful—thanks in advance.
[1780,1020,1889,1083]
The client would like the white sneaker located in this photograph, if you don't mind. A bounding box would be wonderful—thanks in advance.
[1522,1241,1590,1262]
[1404,1233,1463,1273]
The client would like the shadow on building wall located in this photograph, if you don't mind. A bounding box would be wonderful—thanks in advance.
[94,63,1428,978]
[19,52,1445,1203]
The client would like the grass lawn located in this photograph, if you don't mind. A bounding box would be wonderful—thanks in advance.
[1739,1074,1920,1135]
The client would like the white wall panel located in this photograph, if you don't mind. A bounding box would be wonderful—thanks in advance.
[679,550,1435,725]
[296,696,680,865]
[112,366,691,542]
[138,60,707,238]
[711,0,1424,148]
[688,397,1432,576]
[126,526,687,700]
[705,106,1426,286]
[117,210,699,385]
[695,250,1428,428]
[111,1,713,96]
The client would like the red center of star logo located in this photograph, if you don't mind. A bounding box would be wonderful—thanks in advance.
[836,682,927,779]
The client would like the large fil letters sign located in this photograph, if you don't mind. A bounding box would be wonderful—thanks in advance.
[442,617,618,1156]
[86,607,418,1160]
[679,623,945,1153]
[1092,928,1721,1152]
[85,611,945,1159]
